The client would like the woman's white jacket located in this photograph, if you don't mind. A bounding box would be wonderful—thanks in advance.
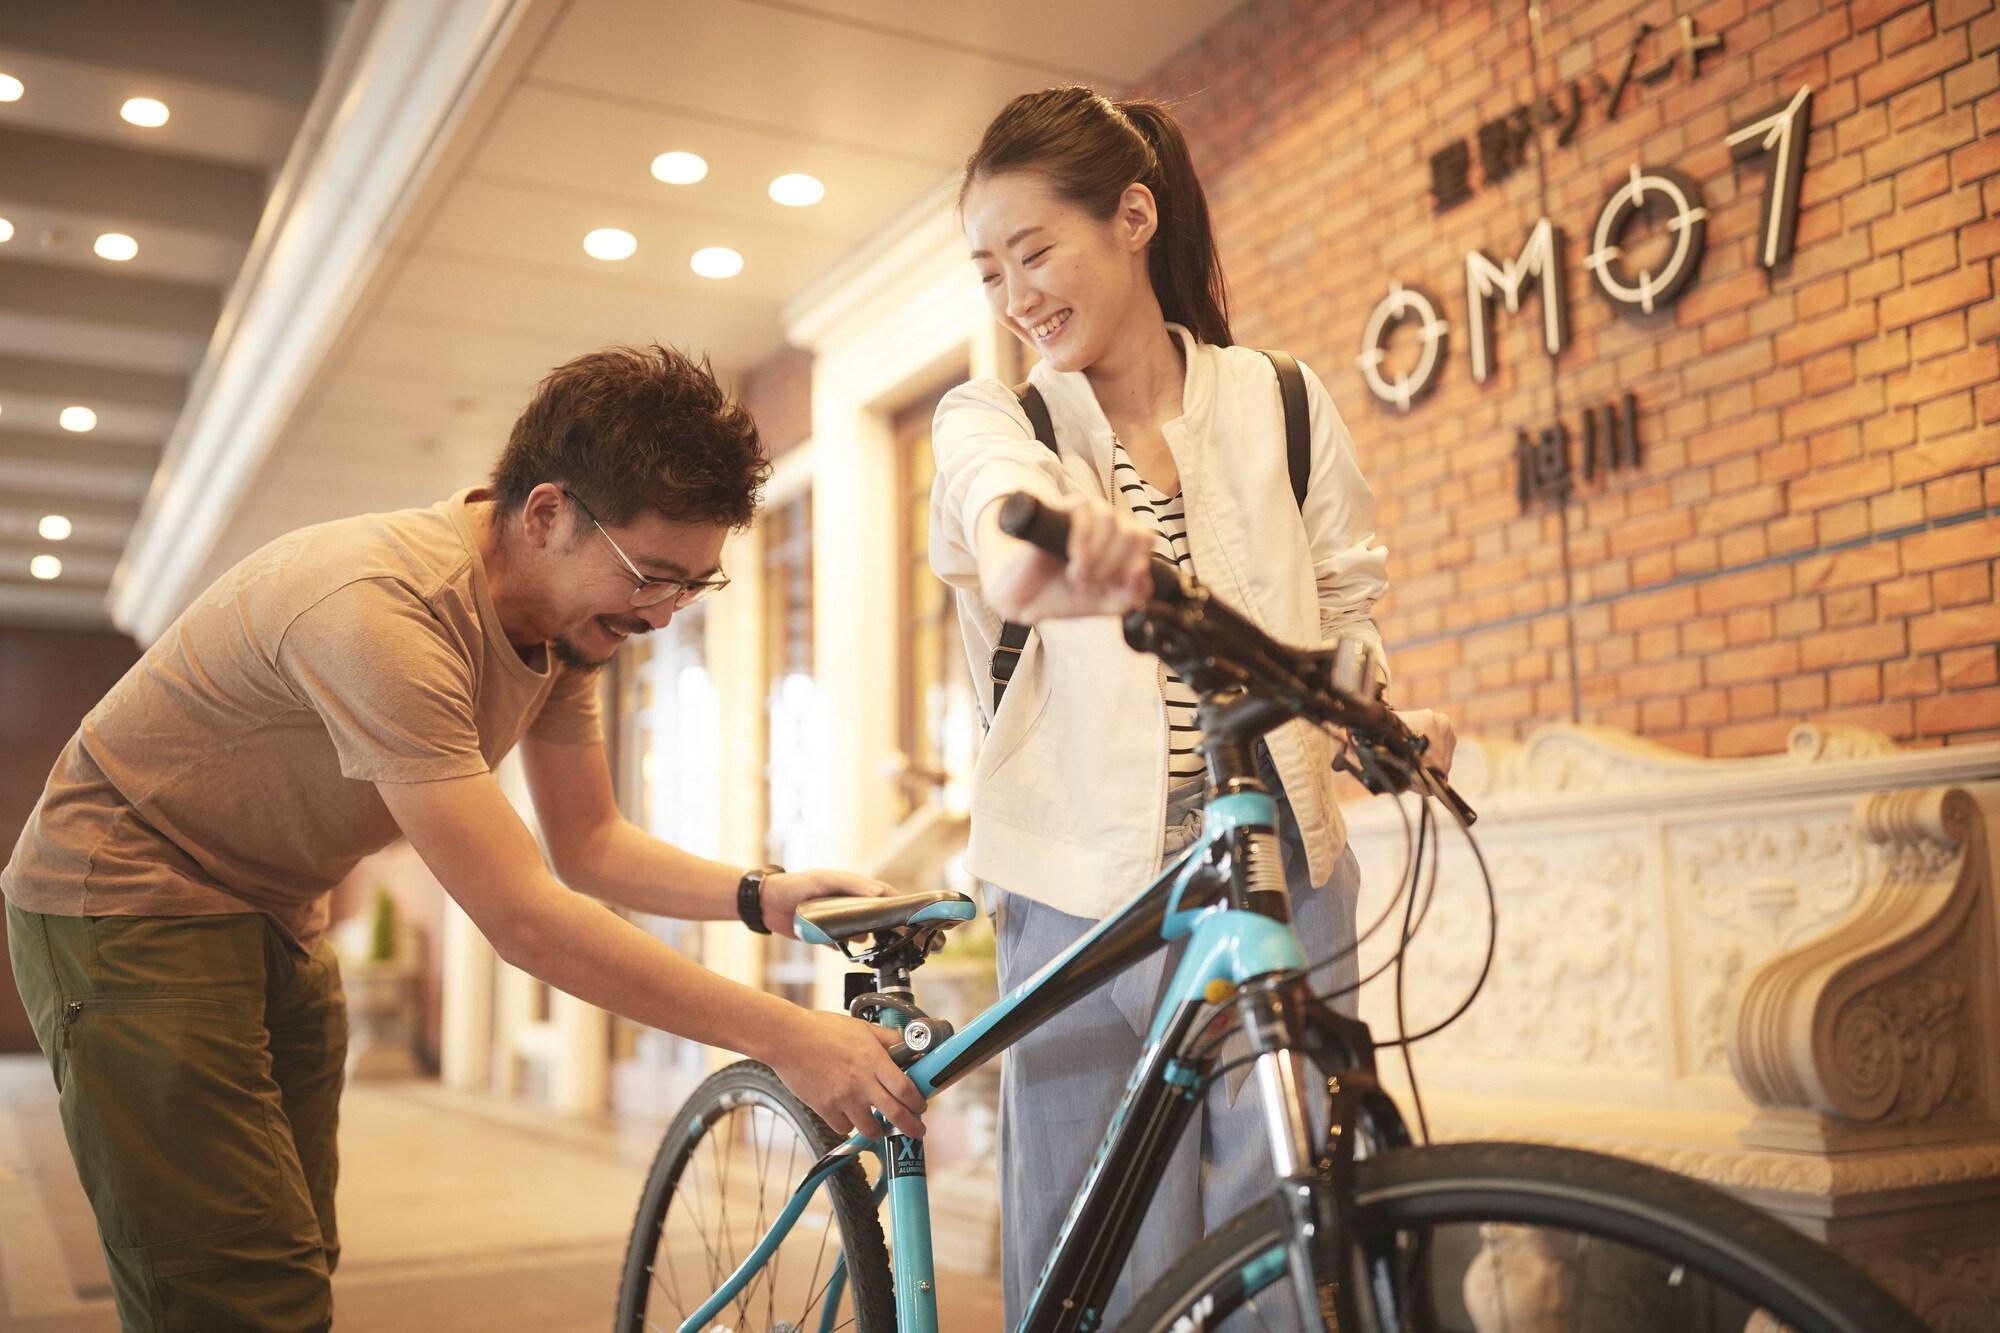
[930,324,1389,920]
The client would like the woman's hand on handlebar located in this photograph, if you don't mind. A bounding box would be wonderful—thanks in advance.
[977,492,1153,622]
[1395,708,1458,778]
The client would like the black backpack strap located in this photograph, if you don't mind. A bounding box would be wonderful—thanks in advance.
[990,620,1031,715]
[1015,381,1056,460]
[1261,349,1311,510]
[992,381,1058,715]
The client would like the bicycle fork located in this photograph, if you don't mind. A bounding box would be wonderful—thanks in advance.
[1240,979,1417,1333]
[1238,980,1344,1332]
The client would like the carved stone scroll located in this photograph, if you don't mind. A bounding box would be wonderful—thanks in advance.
[1475,721,1904,801]
[1730,787,1993,1143]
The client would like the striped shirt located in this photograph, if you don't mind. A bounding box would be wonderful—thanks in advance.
[1111,440,1207,782]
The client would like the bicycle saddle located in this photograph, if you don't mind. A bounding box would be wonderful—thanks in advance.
[795,890,975,951]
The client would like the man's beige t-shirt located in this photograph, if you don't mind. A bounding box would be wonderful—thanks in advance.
[1,489,602,947]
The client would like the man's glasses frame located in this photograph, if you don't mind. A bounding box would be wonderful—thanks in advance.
[561,489,730,609]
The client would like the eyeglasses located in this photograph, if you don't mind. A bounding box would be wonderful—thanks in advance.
[562,489,730,609]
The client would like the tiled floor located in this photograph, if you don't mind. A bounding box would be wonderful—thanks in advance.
[0,1057,1005,1330]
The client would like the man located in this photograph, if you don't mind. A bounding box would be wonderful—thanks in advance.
[3,344,925,1331]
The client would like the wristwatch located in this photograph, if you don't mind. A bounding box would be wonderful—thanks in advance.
[737,865,782,935]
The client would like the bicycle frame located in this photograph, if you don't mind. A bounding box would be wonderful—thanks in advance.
[673,787,1311,1333]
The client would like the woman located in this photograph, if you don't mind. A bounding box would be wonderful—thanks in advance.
[928,86,1454,1325]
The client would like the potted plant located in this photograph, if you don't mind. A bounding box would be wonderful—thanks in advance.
[336,885,424,1079]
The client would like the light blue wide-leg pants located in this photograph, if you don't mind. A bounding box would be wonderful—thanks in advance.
[991,773,1361,1330]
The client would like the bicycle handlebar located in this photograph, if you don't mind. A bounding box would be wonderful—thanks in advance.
[999,491,1184,604]
[998,491,1476,824]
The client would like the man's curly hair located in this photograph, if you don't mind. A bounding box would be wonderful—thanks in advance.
[491,344,769,529]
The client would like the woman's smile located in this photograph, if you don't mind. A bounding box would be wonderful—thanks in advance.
[1029,307,1074,342]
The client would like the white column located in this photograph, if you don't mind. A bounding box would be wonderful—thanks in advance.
[438,895,493,1091]
[699,526,770,1059]
[549,991,609,1112]
[810,403,904,868]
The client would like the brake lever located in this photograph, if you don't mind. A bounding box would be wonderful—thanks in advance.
[1337,729,1479,826]
[1425,771,1479,827]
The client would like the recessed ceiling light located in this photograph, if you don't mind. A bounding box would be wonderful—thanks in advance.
[583,228,637,261]
[39,515,72,541]
[768,173,825,207]
[30,555,62,581]
[121,97,169,128]
[0,74,22,103]
[651,151,708,185]
[0,217,13,243]
[59,406,97,432]
[690,246,743,279]
[94,232,138,262]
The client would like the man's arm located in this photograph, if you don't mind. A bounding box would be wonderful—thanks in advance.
[375,770,925,1136]
[516,736,895,936]
[518,734,742,918]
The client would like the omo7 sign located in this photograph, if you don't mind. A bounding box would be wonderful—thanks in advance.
[1356,86,1814,414]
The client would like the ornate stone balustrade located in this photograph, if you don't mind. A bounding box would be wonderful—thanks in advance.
[1344,723,2000,1330]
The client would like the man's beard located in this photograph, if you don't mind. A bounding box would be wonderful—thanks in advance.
[551,614,651,670]
[551,636,609,670]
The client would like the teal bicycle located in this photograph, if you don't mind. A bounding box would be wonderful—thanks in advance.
[612,494,1922,1333]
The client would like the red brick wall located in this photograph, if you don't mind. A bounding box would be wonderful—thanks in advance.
[738,343,814,459]
[1148,0,1999,754]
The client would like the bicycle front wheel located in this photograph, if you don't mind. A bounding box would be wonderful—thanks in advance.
[613,1060,895,1333]
[1123,1141,1924,1333]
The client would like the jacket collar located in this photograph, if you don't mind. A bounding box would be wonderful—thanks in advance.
[1025,322,1214,452]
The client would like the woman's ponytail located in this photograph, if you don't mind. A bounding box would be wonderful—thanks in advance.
[1114,99,1232,348]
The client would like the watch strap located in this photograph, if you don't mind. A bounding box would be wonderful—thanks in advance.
[737,865,780,935]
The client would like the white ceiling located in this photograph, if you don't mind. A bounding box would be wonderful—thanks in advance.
[173,0,1237,607]
[0,0,329,629]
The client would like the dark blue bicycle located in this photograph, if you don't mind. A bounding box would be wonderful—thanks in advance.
[613,495,1921,1333]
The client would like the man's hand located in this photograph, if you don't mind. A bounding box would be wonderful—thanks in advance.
[761,1010,928,1138]
[762,869,892,939]
[980,492,1154,622]
[1395,708,1458,778]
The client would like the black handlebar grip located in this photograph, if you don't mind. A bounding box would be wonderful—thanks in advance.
[1000,492,1185,604]
[998,491,1071,561]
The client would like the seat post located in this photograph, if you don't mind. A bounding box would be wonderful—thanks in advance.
[873,948,917,1025]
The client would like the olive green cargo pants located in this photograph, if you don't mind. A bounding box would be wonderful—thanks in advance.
[7,902,346,1331]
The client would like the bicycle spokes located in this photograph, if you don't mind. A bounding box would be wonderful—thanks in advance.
[645,1102,860,1332]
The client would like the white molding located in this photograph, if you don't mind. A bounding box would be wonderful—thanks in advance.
[783,176,962,352]
[107,0,531,642]
[1348,723,2000,830]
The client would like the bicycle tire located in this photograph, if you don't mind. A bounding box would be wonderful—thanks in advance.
[1122,1141,1925,1333]
[613,1060,896,1332]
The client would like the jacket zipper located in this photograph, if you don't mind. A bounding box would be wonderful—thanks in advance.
[1156,656,1172,863]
